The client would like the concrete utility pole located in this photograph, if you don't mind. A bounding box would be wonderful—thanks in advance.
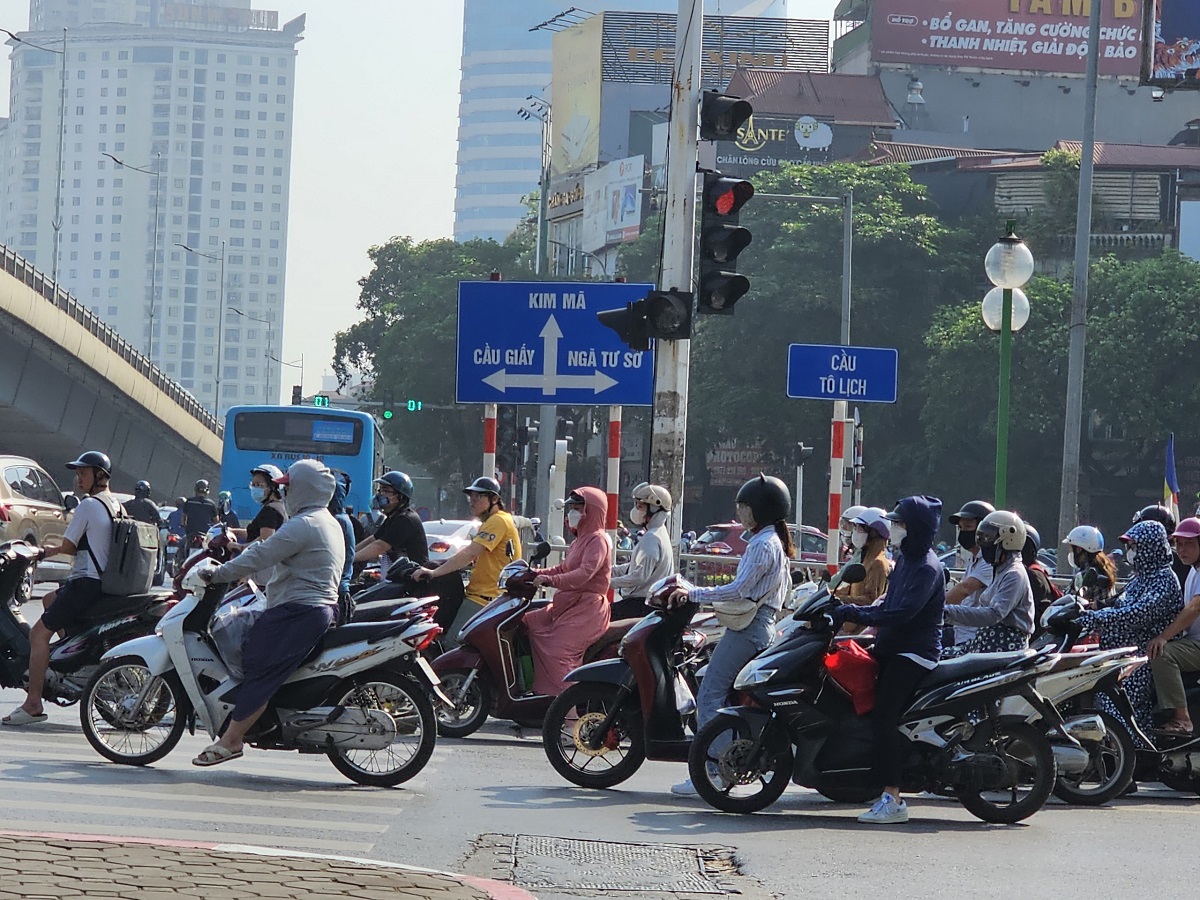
[650,0,702,541]
[1057,0,1102,550]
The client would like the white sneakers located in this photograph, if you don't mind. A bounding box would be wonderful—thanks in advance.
[671,778,698,797]
[858,792,909,824]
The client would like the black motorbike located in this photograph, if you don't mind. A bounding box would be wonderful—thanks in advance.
[686,568,1067,824]
[350,558,465,632]
[0,541,174,707]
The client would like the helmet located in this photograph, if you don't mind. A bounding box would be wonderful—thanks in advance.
[218,490,231,505]
[735,473,791,525]
[976,510,1026,552]
[194,479,210,495]
[1062,525,1104,554]
[500,559,538,599]
[1023,522,1042,551]
[250,463,284,482]
[850,508,889,541]
[840,504,868,526]
[647,573,696,611]
[1172,517,1200,541]
[134,480,151,498]
[949,500,995,526]
[631,482,672,513]
[66,451,111,477]
[1134,504,1177,535]
[173,496,187,508]
[375,471,414,502]
[462,476,502,497]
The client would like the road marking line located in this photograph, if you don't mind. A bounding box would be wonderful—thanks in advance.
[0,799,388,833]
[2,820,373,854]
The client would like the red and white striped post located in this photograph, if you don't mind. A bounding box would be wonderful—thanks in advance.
[482,403,497,481]
[606,408,622,603]
[826,417,846,573]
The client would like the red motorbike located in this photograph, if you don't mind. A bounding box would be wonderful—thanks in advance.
[431,544,640,738]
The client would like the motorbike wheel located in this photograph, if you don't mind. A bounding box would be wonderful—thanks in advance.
[688,713,792,814]
[956,720,1056,824]
[541,683,645,789]
[326,672,436,787]
[81,657,189,766]
[1052,709,1136,805]
[434,670,492,738]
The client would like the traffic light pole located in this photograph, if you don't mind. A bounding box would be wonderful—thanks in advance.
[651,0,703,544]
[538,403,555,522]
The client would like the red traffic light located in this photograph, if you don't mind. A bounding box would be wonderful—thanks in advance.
[705,176,753,218]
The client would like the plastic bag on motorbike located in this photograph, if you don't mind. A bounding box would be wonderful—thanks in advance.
[674,671,696,716]
[209,593,268,681]
[824,640,878,715]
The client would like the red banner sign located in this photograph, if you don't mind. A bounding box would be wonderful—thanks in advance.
[872,0,1144,76]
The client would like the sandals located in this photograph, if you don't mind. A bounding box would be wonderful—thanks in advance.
[1154,721,1194,737]
[2,707,48,726]
[192,743,244,767]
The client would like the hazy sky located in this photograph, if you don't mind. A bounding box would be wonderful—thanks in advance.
[0,0,838,398]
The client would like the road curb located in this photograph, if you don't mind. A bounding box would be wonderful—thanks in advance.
[0,829,537,900]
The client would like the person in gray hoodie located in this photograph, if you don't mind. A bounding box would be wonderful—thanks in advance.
[192,458,344,767]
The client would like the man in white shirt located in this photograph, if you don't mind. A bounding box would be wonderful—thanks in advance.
[944,500,995,645]
[3,451,116,726]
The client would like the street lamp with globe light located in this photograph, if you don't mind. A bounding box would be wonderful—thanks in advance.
[982,220,1035,507]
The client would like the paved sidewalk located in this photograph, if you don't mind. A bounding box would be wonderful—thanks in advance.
[0,831,536,900]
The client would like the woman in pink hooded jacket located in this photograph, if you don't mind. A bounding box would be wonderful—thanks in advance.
[529,487,613,696]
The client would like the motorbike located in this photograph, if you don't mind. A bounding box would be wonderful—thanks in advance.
[540,584,709,789]
[685,571,1067,823]
[0,540,175,707]
[79,527,448,787]
[350,557,465,637]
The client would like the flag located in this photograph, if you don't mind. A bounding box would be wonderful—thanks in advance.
[1165,433,1180,522]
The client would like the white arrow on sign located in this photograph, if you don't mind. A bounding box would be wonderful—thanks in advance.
[483,313,618,396]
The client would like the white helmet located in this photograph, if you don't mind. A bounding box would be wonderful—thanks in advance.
[850,507,889,541]
[631,482,672,513]
[1062,525,1103,554]
[978,510,1027,552]
[840,505,868,525]
[181,557,220,597]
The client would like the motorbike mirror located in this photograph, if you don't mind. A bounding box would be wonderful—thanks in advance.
[530,541,551,563]
[790,569,807,586]
[841,563,867,585]
[63,494,79,512]
[1080,568,1099,587]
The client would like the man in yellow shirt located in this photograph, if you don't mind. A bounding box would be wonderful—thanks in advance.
[413,477,522,636]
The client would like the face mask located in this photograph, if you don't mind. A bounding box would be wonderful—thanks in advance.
[958,529,977,551]
[249,486,266,503]
[1126,547,1137,565]
[840,527,853,545]
[888,523,907,548]
[567,509,583,530]
[629,505,646,526]
[851,531,868,549]
[371,493,387,511]
[981,543,999,565]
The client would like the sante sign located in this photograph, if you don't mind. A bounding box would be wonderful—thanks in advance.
[872,0,1144,76]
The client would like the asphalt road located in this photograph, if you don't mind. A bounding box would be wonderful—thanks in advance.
[4,590,1199,898]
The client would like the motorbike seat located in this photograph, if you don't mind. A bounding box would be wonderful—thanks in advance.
[919,650,1037,690]
[75,592,170,628]
[302,620,412,664]
[582,619,639,664]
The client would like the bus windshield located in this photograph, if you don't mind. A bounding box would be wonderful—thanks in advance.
[233,411,363,456]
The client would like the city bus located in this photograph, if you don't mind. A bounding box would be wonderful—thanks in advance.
[220,405,384,524]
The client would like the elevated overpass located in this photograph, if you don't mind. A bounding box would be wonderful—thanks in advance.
[0,246,222,499]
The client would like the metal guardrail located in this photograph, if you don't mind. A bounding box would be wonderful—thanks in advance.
[0,245,223,435]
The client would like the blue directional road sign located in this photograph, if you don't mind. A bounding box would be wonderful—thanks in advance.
[457,281,656,406]
[786,343,898,404]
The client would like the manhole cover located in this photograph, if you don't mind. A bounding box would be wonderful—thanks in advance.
[510,834,725,893]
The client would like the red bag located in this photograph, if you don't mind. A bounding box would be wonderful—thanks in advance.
[824,640,879,715]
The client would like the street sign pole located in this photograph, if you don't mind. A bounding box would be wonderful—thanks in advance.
[538,402,555,523]
[650,0,702,545]
[828,191,853,570]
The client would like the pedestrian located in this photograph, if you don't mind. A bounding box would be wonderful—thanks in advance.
[610,483,674,620]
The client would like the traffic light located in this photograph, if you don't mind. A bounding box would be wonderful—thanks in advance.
[290,384,301,405]
[596,289,693,351]
[699,90,753,142]
[698,172,754,315]
[312,395,331,408]
[496,406,518,472]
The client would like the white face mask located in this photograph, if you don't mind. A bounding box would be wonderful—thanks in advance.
[567,509,583,530]
[1125,547,1136,565]
[888,523,907,548]
[629,505,646,526]
[851,531,868,549]
[840,527,853,545]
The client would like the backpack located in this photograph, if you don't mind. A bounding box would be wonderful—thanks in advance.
[82,494,160,596]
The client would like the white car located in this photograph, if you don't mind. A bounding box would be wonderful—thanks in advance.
[425,519,477,564]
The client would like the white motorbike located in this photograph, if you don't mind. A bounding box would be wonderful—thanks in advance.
[79,530,449,786]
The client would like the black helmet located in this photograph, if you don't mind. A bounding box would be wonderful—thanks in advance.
[462,476,502,497]
[735,473,791,525]
[134,480,151,498]
[66,451,111,477]
[1134,504,1177,535]
[173,496,187,508]
[194,479,210,495]
[375,471,414,503]
[949,499,995,526]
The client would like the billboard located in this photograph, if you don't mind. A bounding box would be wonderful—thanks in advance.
[872,0,1145,76]
[1142,0,1200,87]
[580,156,645,252]
[551,16,603,177]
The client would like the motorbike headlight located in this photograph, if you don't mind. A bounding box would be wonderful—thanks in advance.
[734,667,777,690]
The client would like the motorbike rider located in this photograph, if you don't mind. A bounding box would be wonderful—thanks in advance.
[3,451,116,727]
[526,487,612,696]
[166,496,187,539]
[413,476,521,637]
[610,482,675,620]
[1021,523,1061,632]
[236,464,288,545]
[328,472,357,624]
[838,504,869,560]
[217,490,240,529]
[353,471,427,569]
[1133,504,1190,589]
[125,480,164,585]
[835,507,890,603]
[182,479,219,547]
[832,495,947,825]
[193,459,342,766]
[942,511,1034,656]
[668,474,794,798]
[1061,525,1117,606]
[1148,517,1200,736]
[944,500,996,645]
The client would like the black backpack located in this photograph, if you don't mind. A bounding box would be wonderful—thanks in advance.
[82,494,159,596]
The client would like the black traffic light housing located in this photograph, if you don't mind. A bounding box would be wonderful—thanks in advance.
[597,289,693,351]
[698,172,754,315]
[290,384,302,405]
[699,90,753,142]
[496,406,518,472]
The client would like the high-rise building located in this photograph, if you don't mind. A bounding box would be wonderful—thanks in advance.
[0,0,304,415]
[454,0,790,244]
